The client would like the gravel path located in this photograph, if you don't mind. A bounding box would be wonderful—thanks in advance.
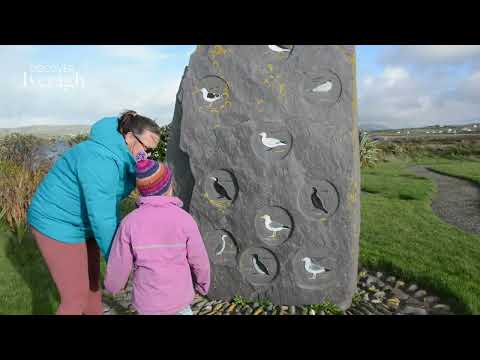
[409,165,480,235]
[102,267,455,315]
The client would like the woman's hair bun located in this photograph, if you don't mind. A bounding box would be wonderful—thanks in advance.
[118,110,161,137]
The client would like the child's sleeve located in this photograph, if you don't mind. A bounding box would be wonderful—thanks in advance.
[185,218,211,295]
[104,218,134,295]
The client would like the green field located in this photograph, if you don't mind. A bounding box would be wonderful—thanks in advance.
[0,228,58,315]
[361,157,480,314]
[1,157,480,314]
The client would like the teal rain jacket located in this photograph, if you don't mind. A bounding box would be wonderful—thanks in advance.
[27,116,136,260]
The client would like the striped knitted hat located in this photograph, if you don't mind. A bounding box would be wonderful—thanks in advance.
[136,160,173,197]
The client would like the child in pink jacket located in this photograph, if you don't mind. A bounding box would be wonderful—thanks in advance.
[104,159,211,315]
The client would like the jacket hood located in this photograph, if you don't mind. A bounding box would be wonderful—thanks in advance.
[89,116,135,166]
[137,195,184,208]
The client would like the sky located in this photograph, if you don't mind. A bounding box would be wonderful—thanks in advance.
[1,45,479,129]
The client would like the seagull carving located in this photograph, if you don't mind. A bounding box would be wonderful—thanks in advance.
[259,214,290,240]
[215,235,228,256]
[200,88,222,103]
[311,187,329,214]
[268,45,291,53]
[210,177,232,201]
[301,257,329,280]
[312,80,333,93]
[252,254,269,276]
[259,132,288,151]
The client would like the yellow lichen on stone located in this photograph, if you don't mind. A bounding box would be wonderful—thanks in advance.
[221,86,232,110]
[336,45,354,64]
[351,48,359,152]
[278,83,287,98]
[209,45,230,59]
[207,46,232,78]
[267,63,274,72]
[348,180,358,209]
[192,86,201,96]
[202,192,229,211]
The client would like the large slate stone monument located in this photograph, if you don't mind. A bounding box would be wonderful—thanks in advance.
[166,45,360,309]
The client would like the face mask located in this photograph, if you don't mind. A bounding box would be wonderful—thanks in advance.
[135,149,149,162]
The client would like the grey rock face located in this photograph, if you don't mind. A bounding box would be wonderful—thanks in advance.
[166,45,360,309]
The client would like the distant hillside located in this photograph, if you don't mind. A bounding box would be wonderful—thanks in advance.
[359,123,391,131]
[0,125,90,139]
[368,121,480,140]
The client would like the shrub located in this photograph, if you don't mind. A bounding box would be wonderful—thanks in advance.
[0,133,52,239]
[0,133,47,170]
[65,133,89,146]
[359,133,381,169]
[306,301,344,315]
[0,160,50,239]
[151,125,171,162]
[232,295,251,307]
[376,138,480,160]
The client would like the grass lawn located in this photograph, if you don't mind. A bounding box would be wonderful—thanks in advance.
[360,156,480,314]
[419,156,480,184]
[0,226,58,314]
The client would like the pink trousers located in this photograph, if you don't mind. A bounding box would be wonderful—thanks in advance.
[31,227,103,315]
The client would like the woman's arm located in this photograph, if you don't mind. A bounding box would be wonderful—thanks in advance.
[77,156,120,260]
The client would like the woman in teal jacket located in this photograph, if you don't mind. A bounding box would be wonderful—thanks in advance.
[27,110,161,315]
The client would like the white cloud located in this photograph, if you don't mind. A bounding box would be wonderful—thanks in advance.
[96,45,170,62]
[359,45,480,129]
[381,45,480,66]
[358,63,480,129]
[381,66,409,87]
[408,45,480,59]
[0,46,188,128]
